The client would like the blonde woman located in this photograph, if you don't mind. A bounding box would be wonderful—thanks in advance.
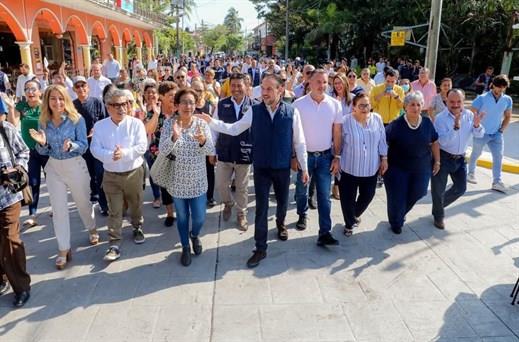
[30,85,97,269]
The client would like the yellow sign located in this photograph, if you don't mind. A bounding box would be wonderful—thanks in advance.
[391,31,406,46]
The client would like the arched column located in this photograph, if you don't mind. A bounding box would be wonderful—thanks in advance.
[15,41,33,73]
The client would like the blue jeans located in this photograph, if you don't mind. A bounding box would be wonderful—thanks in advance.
[431,151,467,220]
[145,151,161,200]
[295,151,332,236]
[468,133,504,183]
[253,167,290,251]
[384,165,431,229]
[28,149,49,215]
[173,193,207,247]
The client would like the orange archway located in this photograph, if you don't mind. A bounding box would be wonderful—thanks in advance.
[0,2,27,41]
[108,24,121,47]
[30,8,63,39]
[91,21,107,41]
[121,28,132,46]
[133,30,142,47]
[64,15,89,45]
[142,31,153,49]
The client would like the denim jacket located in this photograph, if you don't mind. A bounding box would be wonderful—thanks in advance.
[35,114,88,159]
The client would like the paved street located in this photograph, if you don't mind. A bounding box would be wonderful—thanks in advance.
[0,163,518,342]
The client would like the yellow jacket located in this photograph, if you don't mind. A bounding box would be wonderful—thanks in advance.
[220,79,232,98]
[369,83,404,124]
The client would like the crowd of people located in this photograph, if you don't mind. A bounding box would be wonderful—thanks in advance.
[0,52,513,308]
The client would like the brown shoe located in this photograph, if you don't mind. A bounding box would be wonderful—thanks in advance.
[332,184,340,200]
[276,220,288,241]
[433,219,445,230]
[237,214,248,231]
[223,204,232,221]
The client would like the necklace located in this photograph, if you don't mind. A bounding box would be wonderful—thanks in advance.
[404,114,422,130]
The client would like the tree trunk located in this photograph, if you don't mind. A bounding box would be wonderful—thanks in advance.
[469,37,477,76]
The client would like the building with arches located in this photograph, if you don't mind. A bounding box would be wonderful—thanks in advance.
[0,0,164,78]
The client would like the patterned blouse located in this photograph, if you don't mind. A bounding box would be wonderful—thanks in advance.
[158,116,215,199]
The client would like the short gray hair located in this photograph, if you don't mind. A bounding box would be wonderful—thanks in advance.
[104,88,128,104]
[404,91,424,107]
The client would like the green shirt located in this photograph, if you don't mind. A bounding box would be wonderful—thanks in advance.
[15,101,41,149]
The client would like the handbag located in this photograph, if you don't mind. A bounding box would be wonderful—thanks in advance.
[149,151,175,191]
[0,122,33,206]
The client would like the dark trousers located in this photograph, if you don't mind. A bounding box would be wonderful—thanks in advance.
[28,149,48,215]
[338,172,378,229]
[431,150,467,220]
[384,166,431,229]
[253,167,290,251]
[206,157,215,201]
[83,149,108,211]
[0,202,31,294]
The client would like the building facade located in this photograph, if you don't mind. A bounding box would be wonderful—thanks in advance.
[252,22,276,57]
[0,0,164,78]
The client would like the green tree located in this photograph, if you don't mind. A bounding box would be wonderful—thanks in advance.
[201,25,228,54]
[224,7,244,34]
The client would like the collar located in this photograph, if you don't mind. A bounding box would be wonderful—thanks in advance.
[266,100,282,115]
[231,97,245,107]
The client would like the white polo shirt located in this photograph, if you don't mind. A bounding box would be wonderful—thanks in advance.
[293,93,343,152]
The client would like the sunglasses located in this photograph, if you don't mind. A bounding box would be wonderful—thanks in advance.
[176,76,185,79]
[24,87,38,93]
[348,74,357,78]
[108,102,128,109]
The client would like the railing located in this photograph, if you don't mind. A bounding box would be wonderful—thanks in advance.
[85,0,168,26]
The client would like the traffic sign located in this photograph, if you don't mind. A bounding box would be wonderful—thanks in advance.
[391,31,406,46]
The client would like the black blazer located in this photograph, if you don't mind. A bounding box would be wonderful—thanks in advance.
[248,67,261,87]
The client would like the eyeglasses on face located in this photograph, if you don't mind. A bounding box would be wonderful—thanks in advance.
[179,100,195,106]
[24,87,38,93]
[74,83,87,89]
[108,102,128,109]
[348,74,357,78]
[357,103,370,110]
[176,75,186,79]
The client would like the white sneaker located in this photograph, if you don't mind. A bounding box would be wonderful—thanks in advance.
[467,173,477,184]
[492,181,507,193]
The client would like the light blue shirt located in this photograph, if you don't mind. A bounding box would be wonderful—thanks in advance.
[35,115,88,159]
[434,109,485,155]
[471,91,512,134]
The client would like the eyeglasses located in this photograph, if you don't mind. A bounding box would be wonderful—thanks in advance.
[347,74,357,78]
[108,102,128,109]
[357,104,370,110]
[74,83,87,89]
[179,100,195,106]
[24,87,38,93]
[176,75,186,79]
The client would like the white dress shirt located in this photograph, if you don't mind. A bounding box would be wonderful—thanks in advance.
[293,93,343,152]
[434,108,485,155]
[103,59,121,79]
[87,76,112,101]
[16,73,35,99]
[90,115,147,172]
[209,101,308,171]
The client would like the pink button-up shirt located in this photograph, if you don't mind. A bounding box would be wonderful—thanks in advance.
[411,79,437,110]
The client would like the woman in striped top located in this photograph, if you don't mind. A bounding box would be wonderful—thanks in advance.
[338,94,388,236]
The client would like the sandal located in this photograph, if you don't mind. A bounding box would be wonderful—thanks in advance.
[343,227,353,237]
[55,250,72,270]
[89,231,100,245]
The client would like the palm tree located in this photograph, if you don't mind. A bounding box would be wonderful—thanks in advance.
[224,7,244,34]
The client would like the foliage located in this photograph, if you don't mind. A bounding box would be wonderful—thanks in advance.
[199,8,247,55]
[224,7,244,34]
[156,28,195,55]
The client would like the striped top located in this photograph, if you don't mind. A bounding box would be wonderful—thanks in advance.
[340,113,388,177]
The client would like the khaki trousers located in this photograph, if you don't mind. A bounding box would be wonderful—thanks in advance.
[215,162,251,215]
[103,165,144,246]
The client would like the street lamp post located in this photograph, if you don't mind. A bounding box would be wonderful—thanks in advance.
[285,0,289,62]
[424,0,443,80]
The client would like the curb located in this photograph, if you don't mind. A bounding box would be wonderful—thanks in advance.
[466,147,519,174]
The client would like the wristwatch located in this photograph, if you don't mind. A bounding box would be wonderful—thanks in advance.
[334,155,341,160]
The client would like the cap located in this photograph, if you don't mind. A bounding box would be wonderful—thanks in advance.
[73,76,87,85]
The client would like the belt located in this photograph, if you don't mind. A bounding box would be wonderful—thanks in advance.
[307,149,331,157]
[441,149,465,160]
[105,166,140,176]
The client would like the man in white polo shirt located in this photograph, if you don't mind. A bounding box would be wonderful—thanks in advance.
[293,69,342,246]
[87,63,112,101]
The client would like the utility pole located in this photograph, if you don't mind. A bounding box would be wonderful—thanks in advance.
[181,0,185,55]
[424,0,442,80]
[285,0,289,61]
[175,0,180,58]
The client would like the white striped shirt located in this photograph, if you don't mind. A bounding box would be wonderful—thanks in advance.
[340,113,388,177]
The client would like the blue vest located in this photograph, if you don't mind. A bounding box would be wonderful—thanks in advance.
[216,96,253,164]
[251,101,293,169]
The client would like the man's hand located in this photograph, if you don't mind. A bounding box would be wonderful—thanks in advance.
[474,111,485,128]
[290,157,300,172]
[379,158,388,175]
[113,145,123,161]
[208,155,217,165]
[194,113,212,123]
[301,171,310,185]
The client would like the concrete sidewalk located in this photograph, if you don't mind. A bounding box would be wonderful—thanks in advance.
[0,165,518,342]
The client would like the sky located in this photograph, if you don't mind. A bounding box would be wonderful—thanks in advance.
[187,0,261,33]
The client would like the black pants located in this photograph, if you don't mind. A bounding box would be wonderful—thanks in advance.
[206,157,215,201]
[338,172,378,229]
[253,167,290,251]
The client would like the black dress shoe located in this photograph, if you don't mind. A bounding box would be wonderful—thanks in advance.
[100,210,109,217]
[317,233,339,247]
[246,250,266,268]
[206,199,217,208]
[276,221,288,241]
[296,215,307,231]
[180,246,192,266]
[391,225,402,234]
[0,280,10,295]
[433,219,445,230]
[13,291,30,308]
[308,197,317,210]
[190,235,202,255]
[164,216,175,227]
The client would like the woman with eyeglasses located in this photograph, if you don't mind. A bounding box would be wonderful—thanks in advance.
[29,85,97,269]
[158,88,215,266]
[346,71,364,96]
[279,70,295,103]
[5,79,48,227]
[338,94,388,236]
[192,79,217,208]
